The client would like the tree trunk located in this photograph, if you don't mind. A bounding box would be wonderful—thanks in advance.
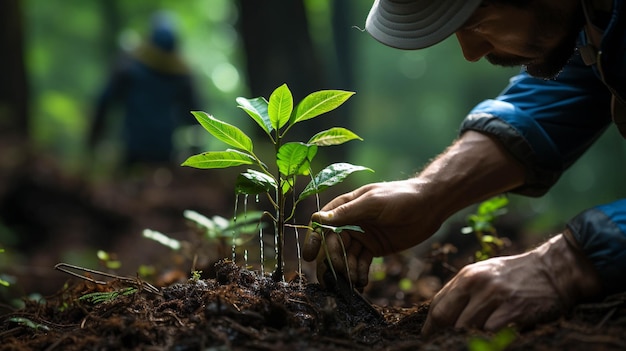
[0,0,29,140]
[237,0,323,101]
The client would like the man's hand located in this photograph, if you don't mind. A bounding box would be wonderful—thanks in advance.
[422,232,602,334]
[302,179,445,287]
[302,131,527,288]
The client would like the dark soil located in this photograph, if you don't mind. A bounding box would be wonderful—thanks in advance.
[1,260,626,351]
[2,153,626,350]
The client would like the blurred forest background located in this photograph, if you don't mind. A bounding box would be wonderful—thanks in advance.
[1,0,624,301]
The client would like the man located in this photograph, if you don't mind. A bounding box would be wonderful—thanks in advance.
[303,0,626,334]
[89,12,199,168]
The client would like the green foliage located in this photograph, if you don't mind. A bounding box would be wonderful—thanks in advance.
[190,270,202,281]
[184,209,265,244]
[468,327,516,351]
[8,317,50,332]
[461,196,509,261]
[311,222,364,235]
[79,287,137,304]
[0,248,9,287]
[182,84,372,281]
[142,229,182,251]
[97,250,122,270]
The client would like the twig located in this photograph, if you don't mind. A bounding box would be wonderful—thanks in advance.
[596,307,617,329]
[54,263,161,295]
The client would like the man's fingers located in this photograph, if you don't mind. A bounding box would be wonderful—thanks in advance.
[303,209,347,262]
[453,295,500,330]
[346,239,361,284]
[327,232,350,271]
[302,226,322,262]
[356,250,373,287]
[422,287,470,336]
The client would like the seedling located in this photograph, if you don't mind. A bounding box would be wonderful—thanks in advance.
[468,327,516,351]
[182,84,372,281]
[461,196,509,261]
[8,317,50,332]
[143,210,266,270]
[79,287,138,304]
[97,250,122,270]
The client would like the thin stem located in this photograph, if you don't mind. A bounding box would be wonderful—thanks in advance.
[272,128,285,282]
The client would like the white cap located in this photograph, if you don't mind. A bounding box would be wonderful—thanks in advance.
[366,0,483,50]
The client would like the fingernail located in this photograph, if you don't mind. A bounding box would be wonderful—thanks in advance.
[318,211,334,221]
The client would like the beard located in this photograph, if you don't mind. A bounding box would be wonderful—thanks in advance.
[485,2,585,79]
[486,29,579,79]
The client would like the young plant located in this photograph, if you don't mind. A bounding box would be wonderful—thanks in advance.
[79,287,138,304]
[461,196,509,261]
[468,327,516,351]
[143,210,266,268]
[182,84,371,282]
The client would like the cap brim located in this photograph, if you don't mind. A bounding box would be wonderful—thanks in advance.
[366,0,483,50]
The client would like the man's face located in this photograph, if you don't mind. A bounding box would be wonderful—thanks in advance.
[455,0,585,79]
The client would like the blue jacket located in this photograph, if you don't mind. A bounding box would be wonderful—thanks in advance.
[460,0,626,294]
[89,21,199,166]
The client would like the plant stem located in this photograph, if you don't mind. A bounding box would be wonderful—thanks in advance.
[272,129,285,282]
[272,184,285,282]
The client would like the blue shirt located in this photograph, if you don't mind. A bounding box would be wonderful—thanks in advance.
[460,0,626,294]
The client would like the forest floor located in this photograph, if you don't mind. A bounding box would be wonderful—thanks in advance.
[1,156,626,350]
[1,260,626,351]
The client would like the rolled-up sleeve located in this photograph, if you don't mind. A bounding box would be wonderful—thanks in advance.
[460,54,612,196]
[567,199,626,295]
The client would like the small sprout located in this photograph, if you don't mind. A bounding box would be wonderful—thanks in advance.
[9,317,50,332]
[138,265,156,279]
[79,287,137,304]
[468,327,516,351]
[190,270,202,282]
[398,278,413,292]
[142,229,182,250]
[462,196,509,261]
[97,250,122,270]
[183,210,264,243]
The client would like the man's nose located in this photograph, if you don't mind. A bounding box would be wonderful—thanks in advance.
[455,31,493,62]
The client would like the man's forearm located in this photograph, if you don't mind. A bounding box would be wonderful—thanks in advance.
[414,130,526,220]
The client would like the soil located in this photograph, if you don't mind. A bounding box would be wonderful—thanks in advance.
[1,153,626,350]
[1,260,626,351]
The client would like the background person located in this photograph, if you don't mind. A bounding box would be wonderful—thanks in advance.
[89,11,200,169]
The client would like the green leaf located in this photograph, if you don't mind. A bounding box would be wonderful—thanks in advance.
[299,163,373,201]
[290,90,355,125]
[236,96,272,134]
[308,127,363,146]
[9,317,50,331]
[276,142,318,177]
[268,84,293,130]
[79,287,137,305]
[478,196,509,216]
[312,222,365,234]
[142,229,181,250]
[181,150,254,169]
[236,169,277,195]
[191,111,253,153]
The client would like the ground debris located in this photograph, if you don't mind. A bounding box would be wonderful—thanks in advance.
[1,262,626,350]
